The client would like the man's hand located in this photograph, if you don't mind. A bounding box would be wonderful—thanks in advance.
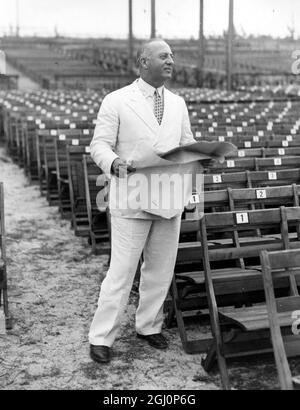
[111,158,136,178]
[201,158,220,174]
[201,158,218,168]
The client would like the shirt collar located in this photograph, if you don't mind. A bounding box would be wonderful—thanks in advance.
[138,77,164,98]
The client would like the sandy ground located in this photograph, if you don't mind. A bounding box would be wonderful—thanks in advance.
[0,145,299,390]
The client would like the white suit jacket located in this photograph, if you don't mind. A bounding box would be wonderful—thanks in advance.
[90,79,196,219]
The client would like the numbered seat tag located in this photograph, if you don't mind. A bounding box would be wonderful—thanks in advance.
[253,136,259,142]
[244,141,251,148]
[238,150,245,157]
[236,212,249,224]
[50,130,57,136]
[227,160,235,168]
[268,172,277,180]
[278,148,285,155]
[83,129,90,135]
[190,193,200,204]
[274,158,282,165]
[218,136,225,142]
[85,146,91,153]
[256,189,267,199]
[72,139,79,146]
[213,175,222,183]
[59,135,66,141]
[282,140,289,147]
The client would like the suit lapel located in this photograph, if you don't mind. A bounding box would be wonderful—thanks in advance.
[125,81,160,135]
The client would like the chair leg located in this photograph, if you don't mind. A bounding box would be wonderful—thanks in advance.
[171,276,189,349]
[202,342,217,372]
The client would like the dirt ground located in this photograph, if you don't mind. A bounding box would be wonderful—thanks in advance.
[0,145,299,390]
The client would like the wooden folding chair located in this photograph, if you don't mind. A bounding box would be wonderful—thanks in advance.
[260,249,300,390]
[66,145,91,237]
[0,183,12,330]
[202,206,300,389]
[82,155,110,255]
[168,207,285,358]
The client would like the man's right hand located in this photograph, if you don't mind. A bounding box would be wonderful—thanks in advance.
[111,158,136,178]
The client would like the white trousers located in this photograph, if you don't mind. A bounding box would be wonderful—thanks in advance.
[89,215,181,347]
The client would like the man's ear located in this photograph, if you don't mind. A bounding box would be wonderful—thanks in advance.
[140,57,148,70]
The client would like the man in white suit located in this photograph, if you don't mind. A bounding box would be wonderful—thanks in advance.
[89,38,197,363]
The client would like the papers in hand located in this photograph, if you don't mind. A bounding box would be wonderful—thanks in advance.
[160,141,237,162]
[127,140,237,169]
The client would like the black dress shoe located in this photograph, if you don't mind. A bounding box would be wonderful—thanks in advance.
[90,344,112,363]
[136,333,168,350]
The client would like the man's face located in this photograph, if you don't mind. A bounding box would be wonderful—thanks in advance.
[143,41,175,85]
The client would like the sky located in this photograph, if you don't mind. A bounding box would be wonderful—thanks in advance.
[0,0,299,39]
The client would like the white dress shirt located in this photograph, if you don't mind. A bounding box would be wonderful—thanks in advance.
[137,77,164,114]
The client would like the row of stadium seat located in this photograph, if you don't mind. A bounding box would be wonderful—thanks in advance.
[1,87,300,389]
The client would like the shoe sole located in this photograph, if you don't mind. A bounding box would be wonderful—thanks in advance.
[137,334,168,350]
[90,352,111,364]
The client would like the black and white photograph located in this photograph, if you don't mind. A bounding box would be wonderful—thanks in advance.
[0,0,300,393]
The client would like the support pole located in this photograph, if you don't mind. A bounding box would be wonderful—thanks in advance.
[16,0,20,37]
[198,0,205,86]
[226,0,234,90]
[151,0,156,38]
[128,0,134,73]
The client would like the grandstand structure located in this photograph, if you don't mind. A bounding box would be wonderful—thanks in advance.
[1,0,300,390]
[0,1,299,91]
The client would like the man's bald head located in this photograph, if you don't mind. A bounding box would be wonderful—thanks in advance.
[136,38,170,67]
[136,38,174,88]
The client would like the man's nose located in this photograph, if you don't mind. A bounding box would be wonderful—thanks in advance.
[166,56,174,65]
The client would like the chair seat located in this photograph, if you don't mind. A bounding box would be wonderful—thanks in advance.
[58,176,69,184]
[176,267,261,285]
[209,235,279,246]
[218,304,293,332]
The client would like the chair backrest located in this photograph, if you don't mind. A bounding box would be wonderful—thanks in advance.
[260,248,300,390]
[203,184,300,213]
[66,145,90,210]
[0,183,5,259]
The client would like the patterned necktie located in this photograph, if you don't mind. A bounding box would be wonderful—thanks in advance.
[154,89,164,125]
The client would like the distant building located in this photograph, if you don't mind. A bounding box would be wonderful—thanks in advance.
[0,51,6,75]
